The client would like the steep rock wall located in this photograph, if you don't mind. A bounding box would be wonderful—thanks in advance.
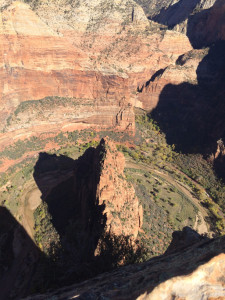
[0,0,192,147]
[72,137,142,239]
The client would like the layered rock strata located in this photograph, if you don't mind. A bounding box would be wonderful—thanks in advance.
[0,0,192,149]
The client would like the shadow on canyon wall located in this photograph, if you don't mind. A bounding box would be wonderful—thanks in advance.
[33,151,107,285]
[31,151,223,296]
[0,151,145,299]
[151,40,225,162]
[151,0,223,48]
[152,0,202,29]
[32,151,144,288]
[0,206,41,300]
[186,0,224,48]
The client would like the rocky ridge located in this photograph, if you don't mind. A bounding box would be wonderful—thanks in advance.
[94,137,143,238]
[33,137,143,259]
[64,137,143,242]
[24,230,225,300]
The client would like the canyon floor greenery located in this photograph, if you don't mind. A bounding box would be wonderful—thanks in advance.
[1,110,224,252]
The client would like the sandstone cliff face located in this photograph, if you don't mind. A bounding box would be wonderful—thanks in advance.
[137,48,207,110]
[69,137,142,240]
[24,230,225,300]
[1,0,225,161]
[0,1,136,136]
[96,137,142,238]
[0,0,192,149]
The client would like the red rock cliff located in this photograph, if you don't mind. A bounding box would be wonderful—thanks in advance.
[96,137,142,238]
[0,0,192,145]
[72,137,142,240]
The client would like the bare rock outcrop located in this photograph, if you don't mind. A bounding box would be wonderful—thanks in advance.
[137,48,208,110]
[96,137,142,238]
[24,231,225,300]
[135,0,216,20]
[72,137,142,240]
[214,139,225,160]
[33,138,142,264]
[26,138,143,297]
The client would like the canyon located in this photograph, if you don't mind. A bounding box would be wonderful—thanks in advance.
[0,0,225,159]
[0,0,225,299]
[0,138,144,298]
[0,0,192,147]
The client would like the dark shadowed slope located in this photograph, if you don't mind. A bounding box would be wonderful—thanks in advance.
[152,41,225,155]
[23,228,225,299]
[0,206,40,300]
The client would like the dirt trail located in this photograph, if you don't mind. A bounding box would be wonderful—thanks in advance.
[194,212,208,234]
[126,159,212,236]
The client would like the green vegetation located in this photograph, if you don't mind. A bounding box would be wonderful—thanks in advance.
[132,110,225,235]
[174,154,225,210]
[5,96,93,129]
[34,202,60,256]
[125,167,198,257]
[1,106,225,276]
[0,137,46,160]
[0,157,36,216]
[0,127,133,162]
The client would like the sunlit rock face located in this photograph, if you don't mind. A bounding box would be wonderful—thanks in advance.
[0,0,192,146]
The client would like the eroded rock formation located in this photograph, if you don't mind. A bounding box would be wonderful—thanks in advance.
[136,48,207,111]
[0,0,192,148]
[33,138,142,273]
[94,137,142,238]
[1,0,225,162]
[35,137,142,242]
